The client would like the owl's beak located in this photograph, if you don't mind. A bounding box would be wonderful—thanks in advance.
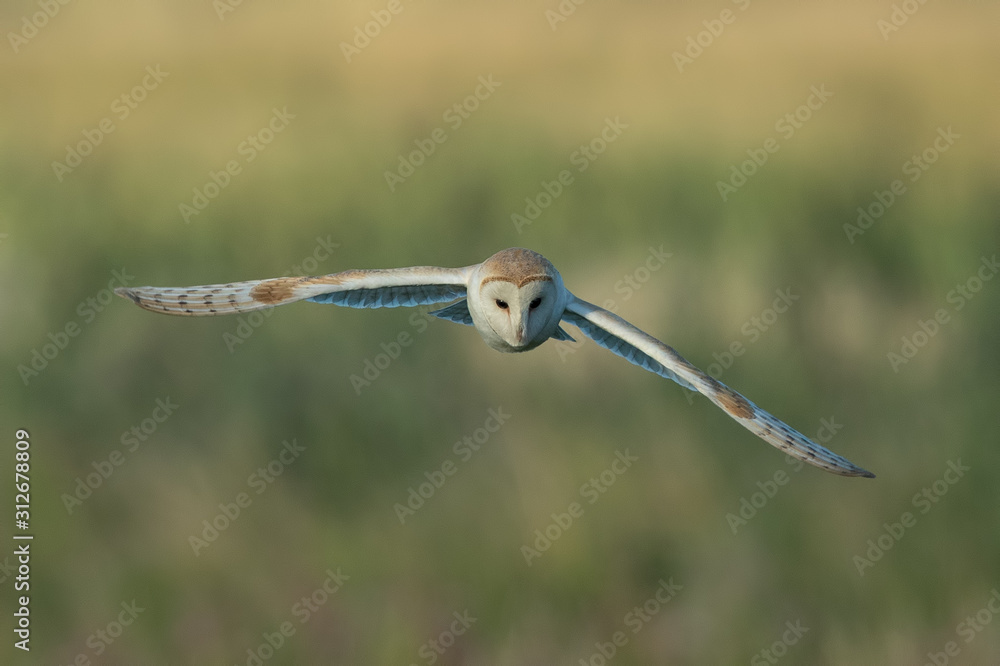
[513,312,528,346]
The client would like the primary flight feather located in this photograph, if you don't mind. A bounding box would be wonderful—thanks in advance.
[116,247,874,478]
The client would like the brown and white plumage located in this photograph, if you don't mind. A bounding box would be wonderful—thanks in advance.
[114,266,474,316]
[116,247,874,478]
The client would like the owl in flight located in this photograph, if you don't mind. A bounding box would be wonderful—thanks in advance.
[116,247,874,478]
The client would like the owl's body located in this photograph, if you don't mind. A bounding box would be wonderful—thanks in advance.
[116,247,874,478]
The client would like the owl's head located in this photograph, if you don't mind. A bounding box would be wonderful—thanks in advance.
[473,248,565,352]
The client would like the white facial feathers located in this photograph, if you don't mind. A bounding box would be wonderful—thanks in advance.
[467,248,567,353]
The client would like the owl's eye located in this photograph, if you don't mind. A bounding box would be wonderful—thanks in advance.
[495,299,508,309]
[529,298,542,309]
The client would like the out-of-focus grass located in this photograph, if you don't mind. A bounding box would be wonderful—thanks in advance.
[2,2,999,664]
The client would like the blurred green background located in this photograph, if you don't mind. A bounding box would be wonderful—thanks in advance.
[2,1,999,664]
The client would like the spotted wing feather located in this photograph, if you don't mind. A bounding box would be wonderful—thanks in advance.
[115,266,474,317]
[563,296,874,478]
[562,310,695,390]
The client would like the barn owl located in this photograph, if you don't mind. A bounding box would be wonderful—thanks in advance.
[115,247,874,478]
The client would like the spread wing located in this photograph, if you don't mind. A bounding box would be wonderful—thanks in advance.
[115,265,475,316]
[561,295,874,478]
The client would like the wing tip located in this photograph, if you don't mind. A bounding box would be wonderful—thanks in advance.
[833,461,875,478]
[114,286,141,305]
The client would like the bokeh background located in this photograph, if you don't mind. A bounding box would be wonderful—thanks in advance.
[2,1,999,664]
